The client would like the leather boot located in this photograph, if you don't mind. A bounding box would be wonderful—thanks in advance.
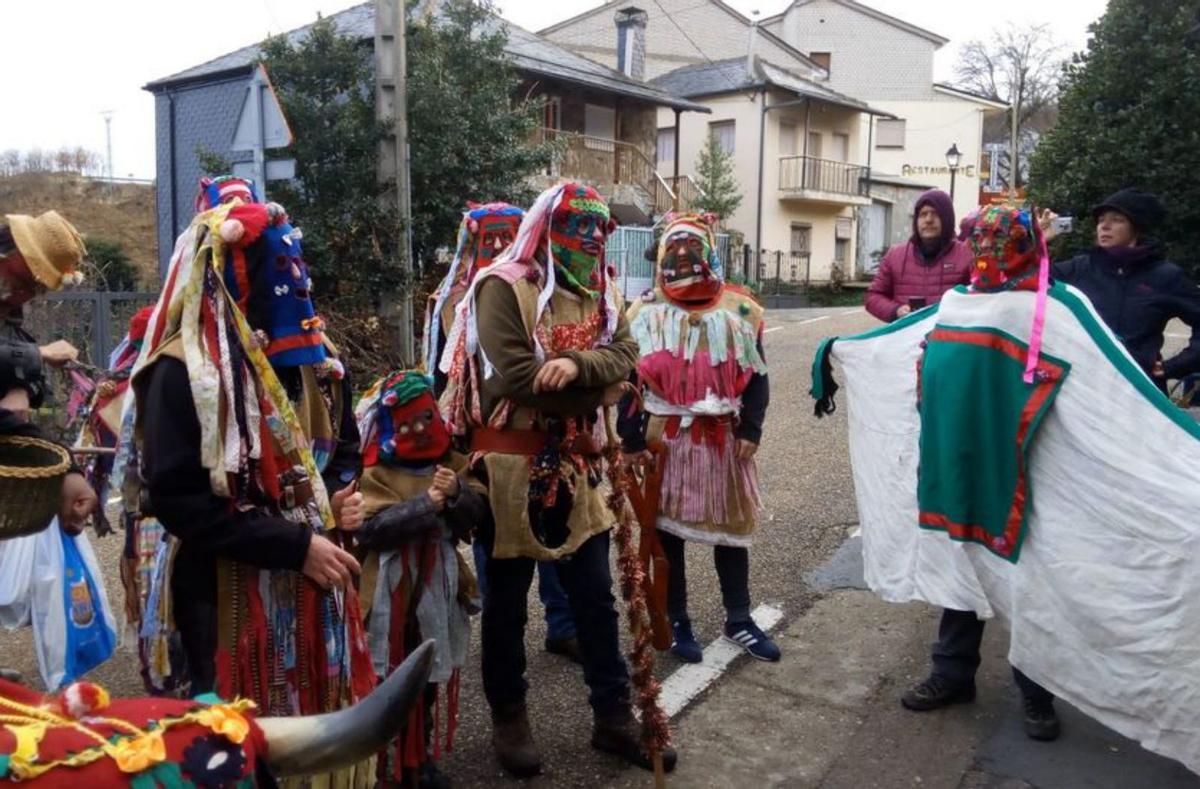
[591,705,678,773]
[491,703,542,777]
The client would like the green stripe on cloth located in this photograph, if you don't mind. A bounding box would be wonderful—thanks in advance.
[917,325,1070,563]
[1048,283,1200,440]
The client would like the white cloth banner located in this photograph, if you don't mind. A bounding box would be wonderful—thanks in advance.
[825,284,1200,775]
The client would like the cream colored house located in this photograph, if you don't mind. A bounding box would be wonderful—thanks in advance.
[652,58,891,285]
[762,0,1009,245]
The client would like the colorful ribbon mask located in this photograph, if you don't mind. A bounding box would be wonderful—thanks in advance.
[549,183,615,298]
[368,370,451,466]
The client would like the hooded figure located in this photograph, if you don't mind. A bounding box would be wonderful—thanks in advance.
[438,182,674,777]
[129,177,374,783]
[422,202,523,387]
[351,369,485,788]
[618,212,775,664]
[865,189,974,322]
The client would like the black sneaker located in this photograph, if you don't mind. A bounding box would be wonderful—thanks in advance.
[1022,696,1061,741]
[901,676,976,711]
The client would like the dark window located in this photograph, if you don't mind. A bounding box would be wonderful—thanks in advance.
[810,52,831,71]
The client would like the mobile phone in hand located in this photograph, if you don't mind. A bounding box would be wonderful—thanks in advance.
[908,297,927,311]
[1051,216,1074,234]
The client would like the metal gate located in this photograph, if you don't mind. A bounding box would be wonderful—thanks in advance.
[607,226,734,300]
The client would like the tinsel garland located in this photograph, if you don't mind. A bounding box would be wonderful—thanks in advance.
[602,427,671,787]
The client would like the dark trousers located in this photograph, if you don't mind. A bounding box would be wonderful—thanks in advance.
[658,530,752,624]
[932,608,1054,704]
[480,514,630,717]
[473,540,577,641]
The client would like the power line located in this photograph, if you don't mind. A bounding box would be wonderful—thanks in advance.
[649,0,749,91]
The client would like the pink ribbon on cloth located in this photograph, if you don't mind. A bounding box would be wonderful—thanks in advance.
[1022,232,1052,384]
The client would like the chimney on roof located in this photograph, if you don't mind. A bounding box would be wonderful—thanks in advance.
[615,7,648,80]
[747,10,760,79]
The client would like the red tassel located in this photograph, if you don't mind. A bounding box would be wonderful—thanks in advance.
[242,572,271,710]
[432,685,441,761]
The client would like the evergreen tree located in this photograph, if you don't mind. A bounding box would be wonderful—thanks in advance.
[1029,1,1200,266]
[693,134,742,224]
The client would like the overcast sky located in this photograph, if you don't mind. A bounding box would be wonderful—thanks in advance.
[2,0,1107,180]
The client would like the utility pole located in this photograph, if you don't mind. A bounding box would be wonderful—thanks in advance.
[1009,81,1021,195]
[100,111,114,180]
[375,0,415,365]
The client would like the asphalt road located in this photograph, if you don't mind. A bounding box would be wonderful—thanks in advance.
[0,304,877,787]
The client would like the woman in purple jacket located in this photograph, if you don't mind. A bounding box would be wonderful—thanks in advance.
[865,190,974,322]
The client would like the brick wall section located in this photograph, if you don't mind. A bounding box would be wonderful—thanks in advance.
[766,0,938,101]
[542,0,816,79]
[152,75,253,275]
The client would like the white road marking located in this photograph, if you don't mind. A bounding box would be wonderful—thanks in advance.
[849,526,862,538]
[657,602,785,718]
[765,315,831,334]
[840,307,865,315]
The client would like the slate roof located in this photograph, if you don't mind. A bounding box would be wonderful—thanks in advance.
[144,2,706,112]
[651,58,893,117]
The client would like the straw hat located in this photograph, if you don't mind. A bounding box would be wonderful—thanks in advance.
[4,211,87,290]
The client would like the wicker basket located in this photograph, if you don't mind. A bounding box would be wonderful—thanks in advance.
[0,435,71,539]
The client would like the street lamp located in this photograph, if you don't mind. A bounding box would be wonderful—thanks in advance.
[945,143,962,201]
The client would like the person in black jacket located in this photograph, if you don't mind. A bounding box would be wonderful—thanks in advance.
[1043,189,1200,391]
[133,180,369,717]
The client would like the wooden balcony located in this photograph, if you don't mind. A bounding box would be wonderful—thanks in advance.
[540,128,676,220]
[778,155,870,205]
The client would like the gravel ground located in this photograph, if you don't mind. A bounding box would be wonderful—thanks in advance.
[0,305,884,785]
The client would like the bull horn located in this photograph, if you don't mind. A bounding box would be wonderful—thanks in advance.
[258,639,435,777]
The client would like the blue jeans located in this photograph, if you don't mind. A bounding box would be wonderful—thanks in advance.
[472,541,577,641]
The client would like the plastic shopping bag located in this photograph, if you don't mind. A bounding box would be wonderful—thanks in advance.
[0,533,37,628]
[30,519,117,690]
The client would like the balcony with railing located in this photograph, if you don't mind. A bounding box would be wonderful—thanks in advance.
[539,128,677,219]
[778,155,870,205]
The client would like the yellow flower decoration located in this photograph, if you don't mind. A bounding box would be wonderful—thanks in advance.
[193,704,251,745]
[112,730,166,773]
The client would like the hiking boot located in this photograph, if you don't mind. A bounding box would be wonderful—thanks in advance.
[545,634,583,665]
[1022,696,1061,741]
[723,619,781,662]
[670,619,703,663]
[901,676,976,711]
[490,703,542,777]
[591,706,678,773]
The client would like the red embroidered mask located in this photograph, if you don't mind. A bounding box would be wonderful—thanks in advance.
[468,210,522,276]
[372,371,450,465]
[657,214,723,305]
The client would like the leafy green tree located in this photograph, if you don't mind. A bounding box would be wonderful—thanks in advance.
[84,238,140,291]
[1029,1,1200,266]
[407,0,552,268]
[694,134,742,223]
[260,17,393,303]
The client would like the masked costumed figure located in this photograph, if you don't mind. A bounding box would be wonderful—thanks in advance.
[811,203,1200,774]
[350,370,484,788]
[439,182,676,776]
[130,177,374,782]
[618,213,775,663]
[423,201,585,662]
[423,202,523,383]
